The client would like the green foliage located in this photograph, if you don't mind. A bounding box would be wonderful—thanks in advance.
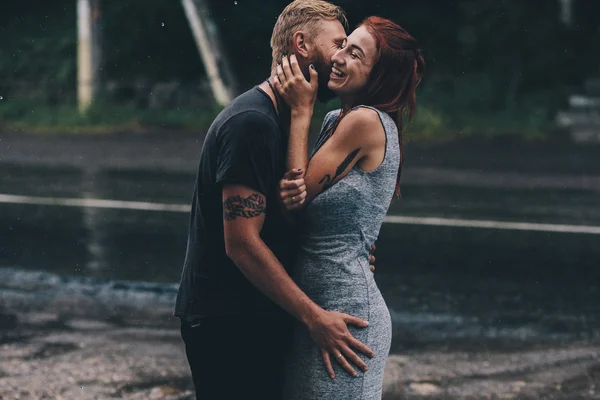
[0,99,222,133]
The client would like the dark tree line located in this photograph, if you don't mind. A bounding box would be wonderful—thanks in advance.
[1,0,599,113]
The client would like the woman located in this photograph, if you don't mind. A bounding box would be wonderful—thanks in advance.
[274,16,424,400]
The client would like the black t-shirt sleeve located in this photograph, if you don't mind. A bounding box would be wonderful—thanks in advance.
[215,111,281,195]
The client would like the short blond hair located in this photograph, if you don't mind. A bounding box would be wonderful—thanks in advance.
[270,0,348,65]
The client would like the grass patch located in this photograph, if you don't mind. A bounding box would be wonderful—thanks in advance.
[0,94,557,140]
[0,100,223,134]
[406,103,556,142]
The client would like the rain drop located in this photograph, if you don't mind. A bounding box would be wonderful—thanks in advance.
[161,22,165,27]
[234,1,238,4]
[0,96,3,100]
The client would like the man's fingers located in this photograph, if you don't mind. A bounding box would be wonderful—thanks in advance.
[283,191,307,205]
[348,336,375,359]
[321,349,335,379]
[370,243,376,253]
[340,344,368,372]
[342,313,369,328]
[334,351,357,377]
[369,255,376,264]
[369,264,375,272]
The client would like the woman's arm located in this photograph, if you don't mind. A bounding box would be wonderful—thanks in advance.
[279,108,385,212]
[274,55,318,173]
[301,108,384,205]
[275,56,385,210]
[287,107,312,172]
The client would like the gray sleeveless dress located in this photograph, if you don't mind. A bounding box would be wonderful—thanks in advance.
[283,106,399,400]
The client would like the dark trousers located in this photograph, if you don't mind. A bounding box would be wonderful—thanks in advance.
[180,314,292,400]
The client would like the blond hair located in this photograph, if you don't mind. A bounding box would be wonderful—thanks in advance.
[270,0,348,66]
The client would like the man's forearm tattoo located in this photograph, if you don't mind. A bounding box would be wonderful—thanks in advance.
[223,193,266,221]
[318,147,361,191]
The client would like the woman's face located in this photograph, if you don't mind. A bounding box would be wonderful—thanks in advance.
[328,25,377,98]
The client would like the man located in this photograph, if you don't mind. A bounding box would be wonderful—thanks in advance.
[175,2,375,399]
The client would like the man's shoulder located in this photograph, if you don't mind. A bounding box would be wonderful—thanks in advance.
[218,88,279,129]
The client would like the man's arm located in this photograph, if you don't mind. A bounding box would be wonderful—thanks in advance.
[222,184,373,378]
[223,184,319,324]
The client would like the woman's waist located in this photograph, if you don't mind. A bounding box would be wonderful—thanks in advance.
[297,232,377,252]
[292,268,383,306]
[292,254,375,284]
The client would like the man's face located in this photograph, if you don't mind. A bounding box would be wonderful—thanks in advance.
[308,19,347,102]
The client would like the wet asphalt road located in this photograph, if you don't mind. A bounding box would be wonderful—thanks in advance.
[1,163,600,347]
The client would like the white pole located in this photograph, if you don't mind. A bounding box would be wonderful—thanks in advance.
[559,0,573,27]
[182,0,236,106]
[77,0,101,112]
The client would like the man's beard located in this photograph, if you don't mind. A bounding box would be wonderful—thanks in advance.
[312,53,337,103]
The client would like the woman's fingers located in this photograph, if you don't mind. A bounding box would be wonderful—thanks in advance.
[289,54,303,78]
[287,199,305,211]
[273,75,282,93]
[275,65,285,92]
[282,190,307,205]
[282,168,303,180]
[280,177,304,191]
[281,55,293,80]
[281,185,306,198]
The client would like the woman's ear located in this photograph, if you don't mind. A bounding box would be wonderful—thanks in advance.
[292,31,311,59]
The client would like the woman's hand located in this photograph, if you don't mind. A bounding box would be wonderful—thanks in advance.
[278,168,307,211]
[274,54,318,114]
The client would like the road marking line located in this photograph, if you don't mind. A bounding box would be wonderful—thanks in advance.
[383,215,600,234]
[0,194,189,212]
[2,193,599,234]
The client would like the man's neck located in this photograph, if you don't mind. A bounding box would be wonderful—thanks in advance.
[258,80,278,113]
[259,79,291,132]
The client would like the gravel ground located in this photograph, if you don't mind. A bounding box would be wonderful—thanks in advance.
[3,311,600,400]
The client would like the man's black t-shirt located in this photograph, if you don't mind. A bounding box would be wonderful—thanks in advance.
[175,87,294,320]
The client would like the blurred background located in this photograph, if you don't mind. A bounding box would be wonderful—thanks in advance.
[1,1,600,399]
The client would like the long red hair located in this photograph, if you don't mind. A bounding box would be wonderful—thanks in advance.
[332,17,424,198]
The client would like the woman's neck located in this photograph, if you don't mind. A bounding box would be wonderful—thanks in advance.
[341,96,355,113]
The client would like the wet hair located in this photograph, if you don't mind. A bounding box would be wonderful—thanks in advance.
[332,17,424,198]
[270,0,348,67]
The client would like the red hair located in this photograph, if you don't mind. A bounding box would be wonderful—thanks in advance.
[332,17,424,198]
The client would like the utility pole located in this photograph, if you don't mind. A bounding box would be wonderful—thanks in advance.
[559,0,573,27]
[182,0,237,106]
[77,0,102,112]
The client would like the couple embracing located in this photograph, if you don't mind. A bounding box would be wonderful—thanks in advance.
[175,1,424,398]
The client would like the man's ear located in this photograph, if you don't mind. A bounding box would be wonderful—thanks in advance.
[291,31,312,59]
